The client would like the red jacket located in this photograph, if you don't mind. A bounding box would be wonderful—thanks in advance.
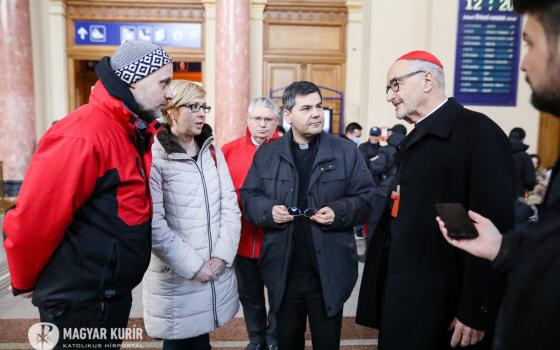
[3,78,158,305]
[222,128,280,258]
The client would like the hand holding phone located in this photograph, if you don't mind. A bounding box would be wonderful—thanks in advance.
[435,203,478,240]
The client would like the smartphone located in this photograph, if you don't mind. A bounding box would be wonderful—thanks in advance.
[435,203,478,240]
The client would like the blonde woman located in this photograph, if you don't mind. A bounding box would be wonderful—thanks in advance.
[143,80,241,349]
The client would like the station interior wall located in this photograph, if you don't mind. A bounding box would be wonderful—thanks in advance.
[29,0,540,153]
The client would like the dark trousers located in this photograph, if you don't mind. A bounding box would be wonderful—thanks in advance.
[277,270,343,350]
[38,293,132,350]
[163,333,211,350]
[235,255,277,346]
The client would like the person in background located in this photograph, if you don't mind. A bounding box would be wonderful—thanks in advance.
[359,126,382,164]
[143,80,241,350]
[437,2,560,348]
[530,154,540,172]
[341,122,363,144]
[508,127,537,229]
[3,41,173,348]
[527,153,549,205]
[343,122,367,239]
[509,127,537,198]
[357,50,514,350]
[222,97,281,350]
[364,124,407,246]
[386,124,406,137]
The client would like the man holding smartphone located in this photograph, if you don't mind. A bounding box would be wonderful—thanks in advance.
[438,1,560,349]
[356,51,515,350]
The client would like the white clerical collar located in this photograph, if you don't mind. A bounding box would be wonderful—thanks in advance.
[415,98,448,126]
[251,136,261,147]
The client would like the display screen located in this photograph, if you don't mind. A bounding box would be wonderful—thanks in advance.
[453,0,521,106]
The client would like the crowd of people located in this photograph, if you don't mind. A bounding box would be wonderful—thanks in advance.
[2,0,560,349]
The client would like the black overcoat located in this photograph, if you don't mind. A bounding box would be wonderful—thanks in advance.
[240,131,374,317]
[356,98,515,349]
[493,157,560,350]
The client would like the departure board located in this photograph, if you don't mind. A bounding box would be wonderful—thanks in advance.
[454,0,521,106]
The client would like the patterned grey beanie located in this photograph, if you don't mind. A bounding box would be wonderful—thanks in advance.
[110,41,172,85]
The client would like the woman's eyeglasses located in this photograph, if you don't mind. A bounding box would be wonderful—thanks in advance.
[179,103,212,113]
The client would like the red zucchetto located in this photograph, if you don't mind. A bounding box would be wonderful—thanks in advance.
[397,50,444,69]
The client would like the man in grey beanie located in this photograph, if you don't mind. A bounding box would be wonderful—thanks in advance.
[3,41,173,348]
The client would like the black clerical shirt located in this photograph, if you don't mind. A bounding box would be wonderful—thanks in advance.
[290,136,319,272]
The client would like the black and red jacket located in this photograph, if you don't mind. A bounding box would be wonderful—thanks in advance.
[222,128,279,258]
[2,57,160,307]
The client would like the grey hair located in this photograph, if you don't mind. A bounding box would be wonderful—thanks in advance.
[247,96,280,117]
[408,60,445,90]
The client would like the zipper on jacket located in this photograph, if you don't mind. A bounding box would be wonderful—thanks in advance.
[135,156,150,205]
[251,224,257,258]
[132,118,151,205]
[192,154,220,329]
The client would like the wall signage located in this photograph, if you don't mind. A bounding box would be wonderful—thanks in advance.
[454,0,521,106]
[74,21,202,49]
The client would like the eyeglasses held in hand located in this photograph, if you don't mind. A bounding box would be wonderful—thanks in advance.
[179,103,212,113]
[288,207,318,217]
[385,70,425,94]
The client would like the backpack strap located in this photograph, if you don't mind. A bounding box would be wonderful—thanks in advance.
[209,144,217,167]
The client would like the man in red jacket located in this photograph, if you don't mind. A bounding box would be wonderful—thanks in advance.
[3,41,173,348]
[222,97,280,350]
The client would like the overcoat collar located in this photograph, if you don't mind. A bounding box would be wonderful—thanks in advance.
[402,98,462,151]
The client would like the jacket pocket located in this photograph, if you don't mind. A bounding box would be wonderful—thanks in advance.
[98,239,122,299]
[105,241,120,284]
[79,232,118,290]
[318,167,345,183]
[318,169,346,201]
[261,173,294,201]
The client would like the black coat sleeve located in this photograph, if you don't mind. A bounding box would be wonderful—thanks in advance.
[239,149,286,230]
[491,230,522,272]
[369,150,389,177]
[358,143,370,163]
[489,175,560,349]
[324,146,374,231]
[457,117,515,330]
[521,153,537,192]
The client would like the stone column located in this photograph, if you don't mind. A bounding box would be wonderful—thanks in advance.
[30,0,68,139]
[215,0,250,146]
[0,0,36,197]
[250,0,266,99]
[202,0,217,129]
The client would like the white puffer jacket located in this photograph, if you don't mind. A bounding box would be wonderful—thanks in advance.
[142,126,241,339]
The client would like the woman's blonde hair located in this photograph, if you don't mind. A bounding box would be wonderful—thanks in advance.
[162,80,206,126]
